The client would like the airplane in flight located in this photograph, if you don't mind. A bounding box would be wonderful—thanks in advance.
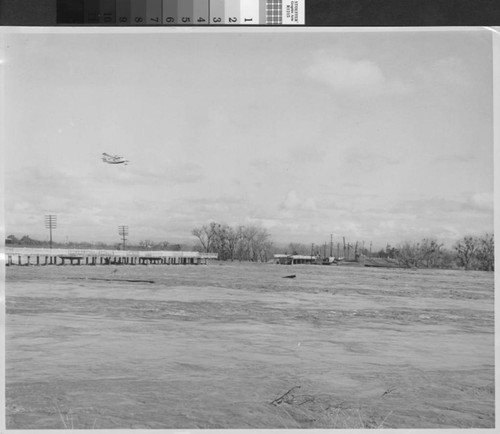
[102,153,129,165]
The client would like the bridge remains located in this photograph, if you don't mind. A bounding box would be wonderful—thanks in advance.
[4,247,217,266]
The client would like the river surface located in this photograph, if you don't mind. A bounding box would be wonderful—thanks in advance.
[5,262,494,429]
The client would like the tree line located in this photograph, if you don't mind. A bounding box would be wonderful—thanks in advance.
[386,234,494,271]
[192,222,273,262]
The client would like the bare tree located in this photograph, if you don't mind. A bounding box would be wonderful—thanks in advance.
[139,240,154,250]
[476,233,494,271]
[252,227,273,262]
[395,239,445,268]
[191,222,218,253]
[395,242,420,268]
[455,236,479,270]
[225,226,242,261]
[192,222,272,262]
[420,238,444,268]
[156,241,170,250]
[211,223,233,260]
[240,225,259,261]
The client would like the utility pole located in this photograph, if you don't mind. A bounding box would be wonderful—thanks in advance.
[337,242,340,258]
[44,214,57,249]
[330,234,333,257]
[310,243,314,259]
[118,226,129,250]
[343,237,346,259]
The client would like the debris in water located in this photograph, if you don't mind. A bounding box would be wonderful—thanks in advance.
[381,386,397,397]
[71,277,155,284]
[271,385,301,405]
[283,275,296,279]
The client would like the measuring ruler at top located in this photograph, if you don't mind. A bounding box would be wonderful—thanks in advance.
[58,0,305,25]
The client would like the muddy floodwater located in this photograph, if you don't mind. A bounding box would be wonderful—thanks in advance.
[5,262,494,429]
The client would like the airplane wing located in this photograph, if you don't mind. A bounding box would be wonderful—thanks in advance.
[102,153,129,165]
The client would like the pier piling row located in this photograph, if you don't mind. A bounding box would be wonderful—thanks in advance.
[4,248,218,266]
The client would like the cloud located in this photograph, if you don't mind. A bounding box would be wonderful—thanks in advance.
[249,158,271,170]
[466,192,493,211]
[281,190,317,211]
[183,195,246,218]
[344,148,400,168]
[100,162,205,186]
[5,166,89,212]
[305,56,411,97]
[391,194,494,216]
[341,182,362,189]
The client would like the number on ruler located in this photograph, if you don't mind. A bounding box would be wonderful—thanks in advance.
[150,17,159,22]
[103,14,113,23]
[197,17,206,23]
[181,17,191,23]
[135,16,143,23]
[165,16,174,23]
[213,17,221,23]
[228,17,237,23]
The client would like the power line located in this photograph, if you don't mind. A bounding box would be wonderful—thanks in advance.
[44,214,57,249]
[118,226,129,250]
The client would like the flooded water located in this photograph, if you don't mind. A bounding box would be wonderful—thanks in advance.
[5,262,494,429]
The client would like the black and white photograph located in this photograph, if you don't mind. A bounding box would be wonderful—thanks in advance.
[3,27,496,429]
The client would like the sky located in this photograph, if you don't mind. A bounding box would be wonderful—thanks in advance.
[3,28,495,249]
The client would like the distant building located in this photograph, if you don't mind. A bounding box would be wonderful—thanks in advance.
[274,254,317,265]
